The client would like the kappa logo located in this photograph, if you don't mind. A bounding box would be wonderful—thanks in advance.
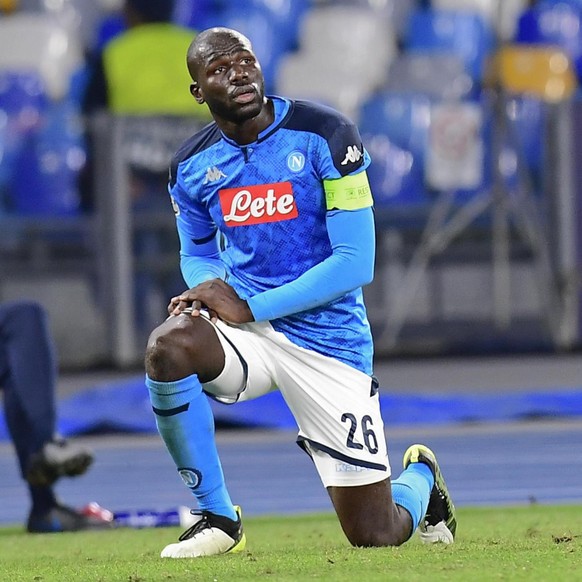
[219,182,298,226]
[341,145,363,166]
[203,166,227,184]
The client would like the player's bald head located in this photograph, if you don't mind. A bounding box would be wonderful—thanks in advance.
[186,27,254,82]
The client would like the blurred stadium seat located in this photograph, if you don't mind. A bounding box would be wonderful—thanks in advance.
[539,0,582,8]
[359,92,431,209]
[0,12,84,101]
[359,89,490,207]
[501,95,546,189]
[404,8,496,82]
[432,0,500,21]
[277,4,397,118]
[17,0,106,54]
[0,70,48,116]
[344,0,418,41]
[9,101,85,216]
[0,70,85,216]
[384,52,475,101]
[361,89,493,350]
[432,0,528,40]
[172,0,223,31]
[514,1,582,82]
[218,3,300,94]
[93,12,127,54]
[487,45,578,102]
[247,0,311,52]
[173,0,310,94]
[0,71,48,212]
[487,44,577,193]
[360,92,431,165]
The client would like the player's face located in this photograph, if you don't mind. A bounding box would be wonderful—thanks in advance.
[190,32,265,123]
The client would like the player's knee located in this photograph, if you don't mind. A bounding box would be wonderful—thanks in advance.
[145,315,219,382]
[145,318,199,381]
[344,525,406,548]
[337,502,410,548]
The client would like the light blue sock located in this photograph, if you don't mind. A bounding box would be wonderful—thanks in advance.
[392,462,434,537]
[146,373,237,521]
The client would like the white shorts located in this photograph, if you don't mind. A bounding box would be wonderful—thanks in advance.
[201,316,391,488]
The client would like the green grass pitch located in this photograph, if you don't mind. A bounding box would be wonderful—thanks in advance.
[0,505,580,581]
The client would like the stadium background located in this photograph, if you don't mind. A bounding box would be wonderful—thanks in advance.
[1,0,582,523]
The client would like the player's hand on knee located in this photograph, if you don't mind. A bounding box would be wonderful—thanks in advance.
[167,295,204,317]
[172,279,254,324]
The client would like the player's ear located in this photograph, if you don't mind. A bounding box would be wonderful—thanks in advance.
[190,83,204,104]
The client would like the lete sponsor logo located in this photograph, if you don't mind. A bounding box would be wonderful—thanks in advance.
[219,182,298,226]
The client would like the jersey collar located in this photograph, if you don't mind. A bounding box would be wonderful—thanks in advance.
[220,95,291,147]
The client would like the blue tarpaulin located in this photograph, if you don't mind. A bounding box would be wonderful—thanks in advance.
[1,375,582,440]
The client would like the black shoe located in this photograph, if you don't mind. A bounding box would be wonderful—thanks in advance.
[403,444,457,544]
[27,503,113,534]
[26,439,94,487]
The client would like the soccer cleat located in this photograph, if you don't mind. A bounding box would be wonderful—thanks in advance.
[27,503,114,534]
[161,505,246,558]
[403,444,457,544]
[26,439,94,487]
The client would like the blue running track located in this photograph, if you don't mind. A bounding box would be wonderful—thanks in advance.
[0,420,580,527]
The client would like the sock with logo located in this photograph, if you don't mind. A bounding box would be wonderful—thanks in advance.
[391,461,434,537]
[146,373,237,521]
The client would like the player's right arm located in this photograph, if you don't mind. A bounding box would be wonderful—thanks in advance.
[171,180,226,288]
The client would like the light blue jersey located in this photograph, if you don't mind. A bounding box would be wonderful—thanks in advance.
[169,96,375,374]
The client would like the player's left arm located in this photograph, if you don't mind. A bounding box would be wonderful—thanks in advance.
[247,170,375,322]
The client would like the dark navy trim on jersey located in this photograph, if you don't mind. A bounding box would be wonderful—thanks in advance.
[192,230,218,245]
[256,96,293,142]
[170,122,220,187]
[282,98,367,176]
[296,436,388,472]
[169,96,365,184]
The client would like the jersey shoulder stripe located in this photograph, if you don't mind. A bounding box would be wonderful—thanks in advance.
[284,99,366,176]
[170,121,220,187]
[284,99,353,137]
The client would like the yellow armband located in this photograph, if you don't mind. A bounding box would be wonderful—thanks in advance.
[323,171,373,211]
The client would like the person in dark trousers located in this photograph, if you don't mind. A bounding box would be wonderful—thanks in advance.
[143,27,457,558]
[0,300,111,532]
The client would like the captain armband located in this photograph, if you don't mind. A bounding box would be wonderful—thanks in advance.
[323,171,373,211]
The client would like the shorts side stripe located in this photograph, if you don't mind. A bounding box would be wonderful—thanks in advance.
[202,321,249,405]
[297,436,388,472]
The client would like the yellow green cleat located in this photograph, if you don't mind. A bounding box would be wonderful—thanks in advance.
[403,444,457,544]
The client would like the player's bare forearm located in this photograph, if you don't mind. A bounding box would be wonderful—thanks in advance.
[168,279,254,324]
